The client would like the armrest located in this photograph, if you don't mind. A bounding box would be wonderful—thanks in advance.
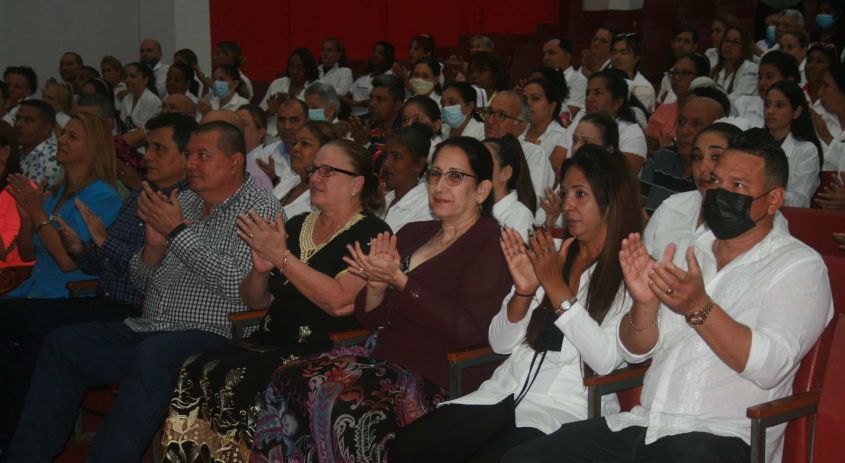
[447,344,507,400]
[747,390,820,463]
[67,279,99,298]
[0,266,33,296]
[228,309,268,341]
[329,329,370,348]
[584,362,650,419]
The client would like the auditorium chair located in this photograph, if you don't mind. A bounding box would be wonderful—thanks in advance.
[0,265,33,296]
[781,207,845,257]
[229,309,506,399]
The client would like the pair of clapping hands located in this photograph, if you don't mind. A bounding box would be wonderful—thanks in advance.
[343,232,402,289]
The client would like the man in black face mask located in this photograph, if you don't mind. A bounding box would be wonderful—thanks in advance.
[505,128,834,463]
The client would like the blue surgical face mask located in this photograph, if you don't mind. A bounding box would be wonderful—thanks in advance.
[308,108,327,121]
[817,14,835,29]
[766,24,777,43]
[212,80,230,98]
[442,104,466,128]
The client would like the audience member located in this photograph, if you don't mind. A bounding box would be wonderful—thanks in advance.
[6,120,283,462]
[711,24,759,103]
[140,38,170,98]
[274,121,337,217]
[165,62,197,102]
[773,9,805,52]
[58,52,84,92]
[347,41,395,117]
[468,52,503,106]
[2,66,38,125]
[14,100,61,185]
[657,25,700,105]
[411,56,443,105]
[580,26,616,77]
[41,81,73,129]
[213,40,254,99]
[401,95,443,160]
[444,35,493,80]
[777,29,809,83]
[303,81,341,123]
[805,41,839,104]
[733,50,800,129]
[236,104,274,191]
[611,33,656,111]
[815,63,845,172]
[173,48,205,97]
[440,81,485,140]
[160,93,197,117]
[160,139,388,462]
[542,37,587,116]
[485,134,536,241]
[349,73,403,172]
[0,122,29,270]
[521,78,567,174]
[318,37,354,97]
[646,53,710,152]
[199,64,250,114]
[811,0,845,47]
[380,124,436,232]
[259,97,309,195]
[100,55,128,107]
[705,14,738,68]
[260,48,319,138]
[120,62,162,131]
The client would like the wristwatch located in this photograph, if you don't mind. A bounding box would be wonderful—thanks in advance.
[554,296,578,317]
[685,299,715,327]
[166,223,188,244]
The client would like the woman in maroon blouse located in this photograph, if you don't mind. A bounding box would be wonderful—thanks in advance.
[250,137,513,462]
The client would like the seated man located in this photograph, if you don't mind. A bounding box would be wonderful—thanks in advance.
[347,73,404,173]
[257,97,308,198]
[141,38,170,99]
[58,52,83,93]
[5,121,283,463]
[541,36,587,118]
[502,128,834,463]
[2,66,38,125]
[13,100,60,186]
[483,90,554,199]
[640,87,729,214]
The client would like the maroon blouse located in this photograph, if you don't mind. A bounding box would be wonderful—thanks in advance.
[355,217,512,388]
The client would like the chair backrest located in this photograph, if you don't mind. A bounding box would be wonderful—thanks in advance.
[780,207,845,257]
[618,386,642,411]
[813,314,845,462]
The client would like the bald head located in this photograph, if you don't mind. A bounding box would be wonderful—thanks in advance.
[676,95,726,156]
[161,94,196,117]
[140,38,163,66]
[201,109,245,133]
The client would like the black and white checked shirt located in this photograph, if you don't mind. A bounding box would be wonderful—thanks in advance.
[126,176,283,337]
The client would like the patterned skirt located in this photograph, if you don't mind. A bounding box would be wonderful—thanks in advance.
[250,343,447,463]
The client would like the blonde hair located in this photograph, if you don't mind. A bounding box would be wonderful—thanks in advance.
[100,55,126,80]
[45,81,73,113]
[52,112,117,195]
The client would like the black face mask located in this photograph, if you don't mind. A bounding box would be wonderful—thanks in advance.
[702,188,771,240]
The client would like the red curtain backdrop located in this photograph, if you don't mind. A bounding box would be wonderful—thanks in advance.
[209,0,560,83]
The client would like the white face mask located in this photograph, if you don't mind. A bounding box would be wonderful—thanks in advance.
[410,77,435,95]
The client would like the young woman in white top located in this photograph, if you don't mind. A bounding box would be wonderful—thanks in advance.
[402,95,443,162]
[733,50,801,129]
[440,81,485,141]
[815,65,845,173]
[100,55,127,108]
[704,15,734,69]
[390,144,640,463]
[119,62,162,131]
[486,135,537,242]
[164,63,199,102]
[710,24,759,104]
[277,121,339,220]
[777,30,809,84]
[765,80,823,207]
[346,41,395,117]
[318,37,354,97]
[804,42,838,105]
[199,64,250,115]
[380,124,436,232]
[260,48,319,140]
[213,41,254,100]
[522,78,568,177]
[236,105,274,192]
[610,33,656,112]
[410,56,442,106]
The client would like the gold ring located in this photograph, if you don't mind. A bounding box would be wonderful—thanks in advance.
[666,288,674,295]
[249,233,254,238]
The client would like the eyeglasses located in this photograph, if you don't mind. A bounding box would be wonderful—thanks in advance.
[476,107,523,123]
[667,69,696,78]
[810,41,837,50]
[305,164,359,178]
[424,168,476,186]
[615,32,638,40]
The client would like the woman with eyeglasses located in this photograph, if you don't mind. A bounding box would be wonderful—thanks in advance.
[160,138,390,462]
[710,24,759,103]
[250,136,512,462]
[391,144,640,463]
[274,121,338,219]
[646,53,711,154]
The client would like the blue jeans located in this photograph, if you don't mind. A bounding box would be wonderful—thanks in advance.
[5,321,227,463]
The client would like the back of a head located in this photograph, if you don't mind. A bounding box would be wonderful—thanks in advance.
[530,67,570,102]
[237,104,268,130]
[689,86,730,118]
[201,109,245,133]
[372,74,405,102]
[697,122,743,146]
[580,111,621,153]
[76,93,115,119]
[677,53,711,78]
[304,82,340,111]
[175,49,199,66]
[146,113,199,152]
[485,133,537,212]
[195,120,246,160]
[728,128,789,189]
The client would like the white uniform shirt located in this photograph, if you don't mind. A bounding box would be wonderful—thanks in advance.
[705,48,719,69]
[259,77,311,138]
[112,82,128,109]
[258,140,294,181]
[657,73,676,106]
[520,122,567,160]
[210,92,251,112]
[382,181,435,233]
[564,66,587,111]
[120,88,162,130]
[153,62,170,99]
[632,72,656,112]
[238,71,254,100]
[521,140,556,200]
[608,226,833,463]
[318,63,353,96]
[813,100,843,157]
[441,116,485,141]
[447,272,629,434]
[781,132,821,207]
[715,60,759,104]
[824,134,845,172]
[732,95,765,128]
[283,189,313,221]
[492,191,534,242]
[618,118,648,158]
[350,74,375,117]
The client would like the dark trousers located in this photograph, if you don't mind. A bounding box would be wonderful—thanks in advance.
[390,395,544,463]
[500,417,750,463]
[5,321,226,463]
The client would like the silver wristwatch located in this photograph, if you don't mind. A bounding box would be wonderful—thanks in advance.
[554,296,578,317]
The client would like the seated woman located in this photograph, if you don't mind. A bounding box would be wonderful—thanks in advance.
[813,60,845,159]
[250,137,513,461]
[273,121,338,220]
[410,56,443,105]
[41,81,73,129]
[468,52,503,106]
[485,134,536,241]
[165,63,198,102]
[346,41,395,117]
[710,24,759,104]
[100,55,127,108]
[610,33,656,112]
[236,104,274,191]
[213,40,254,100]
[805,41,839,105]
[318,37,354,97]
[161,140,390,463]
[303,82,340,123]
[777,30,809,84]
[391,144,641,463]
[402,95,443,160]
[4,112,121,298]
[199,64,250,115]
[441,81,485,140]
[733,51,800,129]
[521,78,568,174]
[260,48,319,140]
[765,80,822,207]
[539,112,620,229]
[645,53,710,153]
[381,124,436,232]
[0,123,32,270]
[119,62,162,131]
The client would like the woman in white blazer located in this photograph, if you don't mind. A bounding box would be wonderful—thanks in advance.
[119,62,161,131]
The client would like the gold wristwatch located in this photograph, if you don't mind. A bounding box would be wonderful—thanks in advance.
[554,296,578,317]
[685,299,714,327]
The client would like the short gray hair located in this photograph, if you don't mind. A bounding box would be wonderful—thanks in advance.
[304,82,339,112]
[470,35,494,51]
[497,90,531,122]
[779,9,804,28]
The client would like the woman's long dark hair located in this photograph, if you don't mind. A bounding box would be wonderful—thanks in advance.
[711,24,754,95]
[525,144,642,348]
[524,77,563,128]
[364,41,395,76]
[766,80,823,169]
[589,70,640,124]
[484,134,537,213]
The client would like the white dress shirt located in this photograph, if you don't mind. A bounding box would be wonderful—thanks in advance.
[210,92,250,112]
[608,226,833,463]
[781,132,821,207]
[112,82,128,109]
[349,74,375,117]
[618,118,648,158]
[520,122,567,160]
[152,62,170,100]
[120,89,162,130]
[382,181,435,233]
[441,116,485,141]
[283,189,313,220]
[521,140,556,200]
[813,100,843,158]
[705,48,719,69]
[245,145,273,191]
[632,72,656,112]
[447,271,629,434]
[715,60,759,105]
[318,63,353,96]
[259,77,311,138]
[732,95,765,128]
[257,140,294,187]
[657,73,676,106]
[563,66,587,111]
[823,135,845,172]
[493,191,535,242]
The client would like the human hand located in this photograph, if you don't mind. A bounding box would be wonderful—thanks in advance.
[391,62,409,82]
[343,231,401,288]
[347,117,369,146]
[196,99,212,115]
[814,173,845,209]
[648,245,709,315]
[527,229,573,298]
[266,93,288,115]
[7,175,47,224]
[74,198,108,247]
[500,226,539,296]
[619,232,664,306]
[539,187,562,229]
[237,211,288,268]
[834,232,845,252]
[55,216,85,256]
[144,222,167,248]
[137,182,184,236]
[256,156,276,181]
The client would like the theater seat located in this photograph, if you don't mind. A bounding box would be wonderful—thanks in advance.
[781,207,845,257]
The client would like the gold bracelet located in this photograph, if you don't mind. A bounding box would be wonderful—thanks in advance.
[35,219,53,233]
[627,310,658,332]
[280,250,290,274]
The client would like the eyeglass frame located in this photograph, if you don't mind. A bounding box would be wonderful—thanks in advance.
[476,107,524,124]
[305,164,360,178]
[424,168,477,186]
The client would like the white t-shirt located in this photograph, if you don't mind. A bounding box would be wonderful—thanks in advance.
[781,132,821,207]
[492,191,534,242]
[120,88,162,130]
[632,71,656,112]
[382,181,435,233]
[563,66,587,111]
[618,118,648,158]
[318,63,353,96]
[521,140,556,200]
[210,92,251,112]
[715,59,759,104]
[732,95,765,128]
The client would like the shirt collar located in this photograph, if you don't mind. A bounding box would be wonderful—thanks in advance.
[493,190,519,216]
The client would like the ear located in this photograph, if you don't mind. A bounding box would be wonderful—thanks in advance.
[433,119,442,133]
[477,179,493,203]
[501,164,514,183]
[792,105,803,120]
[766,187,785,214]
